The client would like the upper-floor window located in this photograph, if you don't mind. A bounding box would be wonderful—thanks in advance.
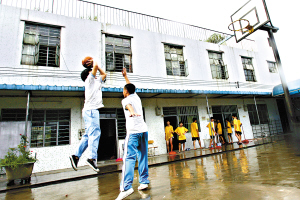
[164,44,188,76]
[242,57,256,82]
[208,51,229,79]
[105,35,132,73]
[268,61,277,73]
[21,23,61,67]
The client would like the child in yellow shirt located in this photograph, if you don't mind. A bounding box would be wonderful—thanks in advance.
[206,117,216,148]
[226,119,233,144]
[175,122,188,152]
[191,118,202,149]
[165,121,174,153]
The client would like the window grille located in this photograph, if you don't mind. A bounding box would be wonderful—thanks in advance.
[163,106,200,131]
[247,104,269,125]
[21,23,61,67]
[164,44,188,76]
[30,109,70,147]
[208,52,229,79]
[105,35,132,73]
[268,61,277,73]
[1,109,27,121]
[242,57,256,82]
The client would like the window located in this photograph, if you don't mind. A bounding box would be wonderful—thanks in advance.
[268,61,277,73]
[163,106,200,131]
[105,35,132,72]
[208,51,229,79]
[31,109,70,147]
[21,23,61,67]
[247,104,269,125]
[164,44,188,76]
[211,105,239,127]
[242,57,256,82]
[1,109,26,121]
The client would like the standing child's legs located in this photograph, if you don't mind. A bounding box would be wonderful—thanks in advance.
[182,143,185,151]
[198,139,202,148]
[170,137,173,152]
[193,140,196,150]
[179,143,182,152]
[120,133,139,192]
[166,139,170,153]
[137,132,150,185]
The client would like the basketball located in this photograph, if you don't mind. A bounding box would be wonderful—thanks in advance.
[82,56,93,69]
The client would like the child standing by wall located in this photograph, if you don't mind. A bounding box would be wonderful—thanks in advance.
[226,119,233,144]
[206,117,216,148]
[165,121,174,153]
[191,118,202,150]
[175,122,188,152]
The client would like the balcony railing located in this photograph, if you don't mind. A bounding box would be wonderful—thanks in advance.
[0,0,255,50]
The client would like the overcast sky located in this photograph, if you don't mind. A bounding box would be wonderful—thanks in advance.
[90,0,299,82]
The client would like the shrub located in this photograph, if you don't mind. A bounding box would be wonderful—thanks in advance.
[0,134,37,171]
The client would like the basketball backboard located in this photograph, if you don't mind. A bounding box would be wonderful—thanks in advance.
[230,0,271,43]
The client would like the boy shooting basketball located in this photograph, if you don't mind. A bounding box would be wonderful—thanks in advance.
[69,57,106,172]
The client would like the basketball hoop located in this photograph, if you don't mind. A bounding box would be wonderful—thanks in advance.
[228,19,254,33]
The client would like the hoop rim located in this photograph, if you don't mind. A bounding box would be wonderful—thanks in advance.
[228,19,250,32]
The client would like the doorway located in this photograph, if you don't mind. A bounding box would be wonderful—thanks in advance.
[164,116,178,151]
[98,119,118,161]
[276,99,290,133]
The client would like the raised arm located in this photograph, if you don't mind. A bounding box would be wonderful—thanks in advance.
[90,60,107,81]
[122,68,130,84]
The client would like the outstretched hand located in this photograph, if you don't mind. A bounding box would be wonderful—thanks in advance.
[122,67,127,77]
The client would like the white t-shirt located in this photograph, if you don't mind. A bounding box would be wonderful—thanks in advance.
[121,93,148,134]
[83,74,104,111]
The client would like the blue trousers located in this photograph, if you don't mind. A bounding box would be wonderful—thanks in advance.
[120,132,150,191]
[75,109,101,160]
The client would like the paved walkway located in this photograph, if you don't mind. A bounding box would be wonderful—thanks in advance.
[0,135,284,193]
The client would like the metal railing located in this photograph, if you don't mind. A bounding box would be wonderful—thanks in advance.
[0,0,255,48]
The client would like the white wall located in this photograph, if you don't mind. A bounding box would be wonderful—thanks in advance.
[0,4,281,92]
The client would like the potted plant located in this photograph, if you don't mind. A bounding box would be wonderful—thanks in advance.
[0,134,37,186]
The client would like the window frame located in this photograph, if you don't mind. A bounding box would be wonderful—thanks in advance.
[21,22,61,67]
[267,61,277,73]
[163,43,188,77]
[163,106,200,132]
[105,34,133,73]
[208,51,229,80]
[241,56,256,82]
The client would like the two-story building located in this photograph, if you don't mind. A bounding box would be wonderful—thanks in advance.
[0,0,287,173]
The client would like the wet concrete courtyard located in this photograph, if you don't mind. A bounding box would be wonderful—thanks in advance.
[1,139,300,200]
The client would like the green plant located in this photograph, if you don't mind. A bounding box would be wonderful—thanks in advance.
[0,134,37,171]
[205,33,225,44]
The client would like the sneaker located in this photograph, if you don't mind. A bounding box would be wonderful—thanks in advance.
[115,188,134,200]
[138,183,148,190]
[69,155,79,171]
[86,159,100,172]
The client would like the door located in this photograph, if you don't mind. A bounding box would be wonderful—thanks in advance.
[164,116,178,151]
[276,99,290,133]
[98,119,117,161]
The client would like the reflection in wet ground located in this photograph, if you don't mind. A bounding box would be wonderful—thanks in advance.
[1,140,300,200]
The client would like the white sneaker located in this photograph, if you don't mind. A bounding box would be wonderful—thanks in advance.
[115,188,134,200]
[138,183,148,190]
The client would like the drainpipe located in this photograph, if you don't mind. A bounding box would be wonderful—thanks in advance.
[253,96,263,137]
[24,91,31,137]
[206,95,213,145]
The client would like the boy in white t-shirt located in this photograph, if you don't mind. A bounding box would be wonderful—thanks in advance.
[69,57,106,172]
[116,68,150,200]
